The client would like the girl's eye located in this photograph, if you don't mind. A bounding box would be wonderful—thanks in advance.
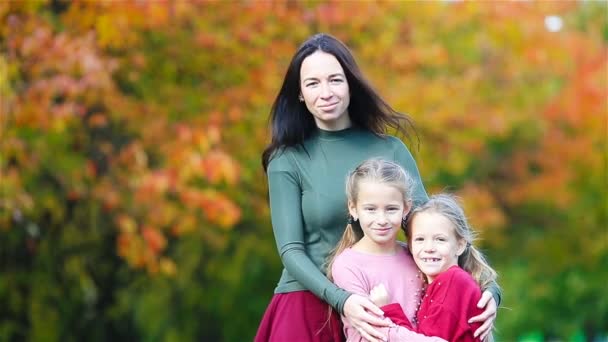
[305,81,318,87]
[330,78,343,83]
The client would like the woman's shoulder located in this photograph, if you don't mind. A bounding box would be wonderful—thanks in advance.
[267,147,299,172]
[383,134,410,149]
[350,130,409,149]
[357,132,410,153]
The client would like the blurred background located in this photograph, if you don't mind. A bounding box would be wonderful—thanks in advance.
[0,1,606,341]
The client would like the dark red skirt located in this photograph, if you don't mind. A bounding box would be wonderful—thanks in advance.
[254,290,344,342]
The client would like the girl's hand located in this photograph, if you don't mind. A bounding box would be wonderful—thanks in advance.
[369,284,390,307]
[343,294,392,342]
[468,290,497,341]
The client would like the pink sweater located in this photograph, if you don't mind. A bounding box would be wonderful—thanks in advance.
[331,245,446,342]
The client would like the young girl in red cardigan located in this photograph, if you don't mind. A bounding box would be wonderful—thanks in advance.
[370,193,499,342]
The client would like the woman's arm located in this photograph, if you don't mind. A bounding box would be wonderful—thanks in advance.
[469,291,498,340]
[469,267,501,339]
[267,157,350,311]
[484,282,502,307]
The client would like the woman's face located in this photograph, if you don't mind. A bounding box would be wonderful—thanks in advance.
[299,51,351,131]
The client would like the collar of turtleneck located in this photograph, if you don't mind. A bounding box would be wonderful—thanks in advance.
[316,126,357,141]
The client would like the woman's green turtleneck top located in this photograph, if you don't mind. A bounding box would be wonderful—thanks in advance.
[266,127,501,313]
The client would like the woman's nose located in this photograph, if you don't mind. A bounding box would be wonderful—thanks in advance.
[319,82,333,98]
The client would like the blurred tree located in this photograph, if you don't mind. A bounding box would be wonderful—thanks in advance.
[0,0,605,341]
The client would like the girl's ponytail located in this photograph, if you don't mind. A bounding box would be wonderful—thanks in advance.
[326,220,363,281]
[322,219,363,334]
[459,244,498,291]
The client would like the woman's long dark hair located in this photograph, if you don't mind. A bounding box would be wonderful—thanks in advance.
[262,33,416,171]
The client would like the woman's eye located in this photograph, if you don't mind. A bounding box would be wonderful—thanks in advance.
[330,78,343,83]
[305,81,318,87]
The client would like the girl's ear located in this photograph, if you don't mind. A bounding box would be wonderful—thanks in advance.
[456,238,467,256]
[402,200,413,220]
[348,200,358,220]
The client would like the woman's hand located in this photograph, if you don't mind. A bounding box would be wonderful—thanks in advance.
[468,290,497,341]
[343,294,392,342]
[369,284,390,307]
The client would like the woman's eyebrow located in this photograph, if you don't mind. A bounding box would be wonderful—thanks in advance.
[302,73,345,82]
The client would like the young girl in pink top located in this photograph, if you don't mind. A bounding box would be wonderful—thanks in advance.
[327,158,445,342]
[327,159,498,342]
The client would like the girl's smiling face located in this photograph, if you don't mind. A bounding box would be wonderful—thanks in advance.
[349,180,410,255]
[410,211,466,283]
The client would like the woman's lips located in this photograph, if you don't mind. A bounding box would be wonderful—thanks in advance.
[318,102,338,111]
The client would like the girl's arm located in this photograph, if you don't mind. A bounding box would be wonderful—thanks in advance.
[417,269,484,342]
[384,326,449,342]
[331,257,392,342]
[369,285,448,342]
[418,310,480,342]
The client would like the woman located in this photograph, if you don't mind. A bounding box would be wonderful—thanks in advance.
[255,33,500,342]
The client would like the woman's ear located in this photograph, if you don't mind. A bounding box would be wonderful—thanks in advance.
[348,200,358,221]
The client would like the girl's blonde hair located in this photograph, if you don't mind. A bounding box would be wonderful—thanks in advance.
[405,193,499,290]
[326,158,414,281]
